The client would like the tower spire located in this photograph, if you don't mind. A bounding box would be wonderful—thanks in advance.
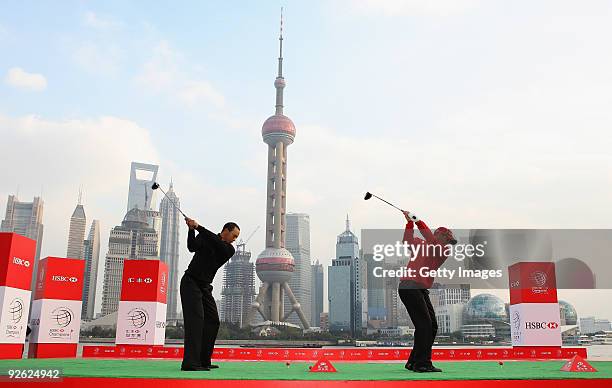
[78,186,83,205]
[274,7,285,115]
[278,7,284,78]
[346,214,350,232]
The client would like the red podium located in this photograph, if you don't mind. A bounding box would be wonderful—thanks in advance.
[508,262,561,347]
[0,233,36,358]
[28,257,85,358]
[115,260,168,346]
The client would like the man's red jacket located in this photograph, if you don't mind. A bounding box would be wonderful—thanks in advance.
[399,220,449,289]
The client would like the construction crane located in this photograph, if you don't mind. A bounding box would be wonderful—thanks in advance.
[236,225,260,253]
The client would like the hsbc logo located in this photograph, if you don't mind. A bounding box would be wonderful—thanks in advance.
[127,277,153,284]
[12,257,30,267]
[52,275,78,283]
[525,321,559,330]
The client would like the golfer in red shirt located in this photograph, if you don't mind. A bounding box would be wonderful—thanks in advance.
[398,210,456,373]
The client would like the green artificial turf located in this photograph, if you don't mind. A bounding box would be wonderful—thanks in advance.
[0,359,610,381]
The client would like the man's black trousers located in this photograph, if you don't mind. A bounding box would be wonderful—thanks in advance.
[398,286,438,368]
[180,273,220,368]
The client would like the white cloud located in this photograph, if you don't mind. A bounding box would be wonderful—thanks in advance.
[83,11,122,30]
[177,80,225,108]
[5,67,47,91]
[282,107,612,269]
[0,23,8,42]
[135,40,225,109]
[0,113,160,316]
[0,113,159,257]
[73,41,122,75]
[341,0,481,16]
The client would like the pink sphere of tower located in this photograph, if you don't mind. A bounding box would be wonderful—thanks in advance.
[256,247,294,284]
[262,114,296,144]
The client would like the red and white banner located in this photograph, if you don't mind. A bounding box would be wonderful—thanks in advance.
[115,260,168,346]
[0,232,36,359]
[82,345,587,361]
[28,257,85,358]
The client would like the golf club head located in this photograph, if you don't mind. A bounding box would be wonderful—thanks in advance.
[151,182,160,190]
[364,192,373,200]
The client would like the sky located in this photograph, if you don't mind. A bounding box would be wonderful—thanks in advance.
[1,1,611,320]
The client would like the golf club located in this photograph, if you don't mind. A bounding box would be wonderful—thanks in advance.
[152,182,188,219]
[364,191,419,221]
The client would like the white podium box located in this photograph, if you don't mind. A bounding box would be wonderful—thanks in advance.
[115,300,167,346]
[510,303,561,347]
[0,286,31,343]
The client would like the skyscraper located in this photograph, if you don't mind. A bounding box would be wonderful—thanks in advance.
[221,241,255,327]
[382,254,405,327]
[82,220,100,320]
[285,213,311,327]
[429,284,471,334]
[364,252,386,322]
[328,216,366,335]
[101,208,159,316]
[159,181,181,320]
[1,195,44,291]
[248,14,310,329]
[126,162,158,212]
[311,260,324,328]
[66,193,86,260]
[430,283,471,307]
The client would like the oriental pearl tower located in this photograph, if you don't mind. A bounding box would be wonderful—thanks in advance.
[247,12,310,330]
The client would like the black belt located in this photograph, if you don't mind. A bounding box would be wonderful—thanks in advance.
[184,272,213,290]
[398,279,428,290]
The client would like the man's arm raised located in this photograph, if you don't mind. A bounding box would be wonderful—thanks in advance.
[402,211,415,244]
[186,218,202,252]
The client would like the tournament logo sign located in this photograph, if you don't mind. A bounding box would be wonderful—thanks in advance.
[48,306,75,340]
[529,271,549,294]
[9,298,24,324]
[5,297,25,338]
[127,308,149,328]
[52,307,73,327]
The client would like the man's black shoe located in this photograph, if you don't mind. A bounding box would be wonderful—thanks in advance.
[405,363,413,371]
[181,366,210,371]
[203,364,219,369]
[414,365,442,373]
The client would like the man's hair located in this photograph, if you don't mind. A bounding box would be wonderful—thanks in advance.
[223,222,240,232]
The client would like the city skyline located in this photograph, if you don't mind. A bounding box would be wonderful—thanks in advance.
[2,1,612,322]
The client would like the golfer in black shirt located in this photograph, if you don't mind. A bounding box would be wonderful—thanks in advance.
[180,217,239,371]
